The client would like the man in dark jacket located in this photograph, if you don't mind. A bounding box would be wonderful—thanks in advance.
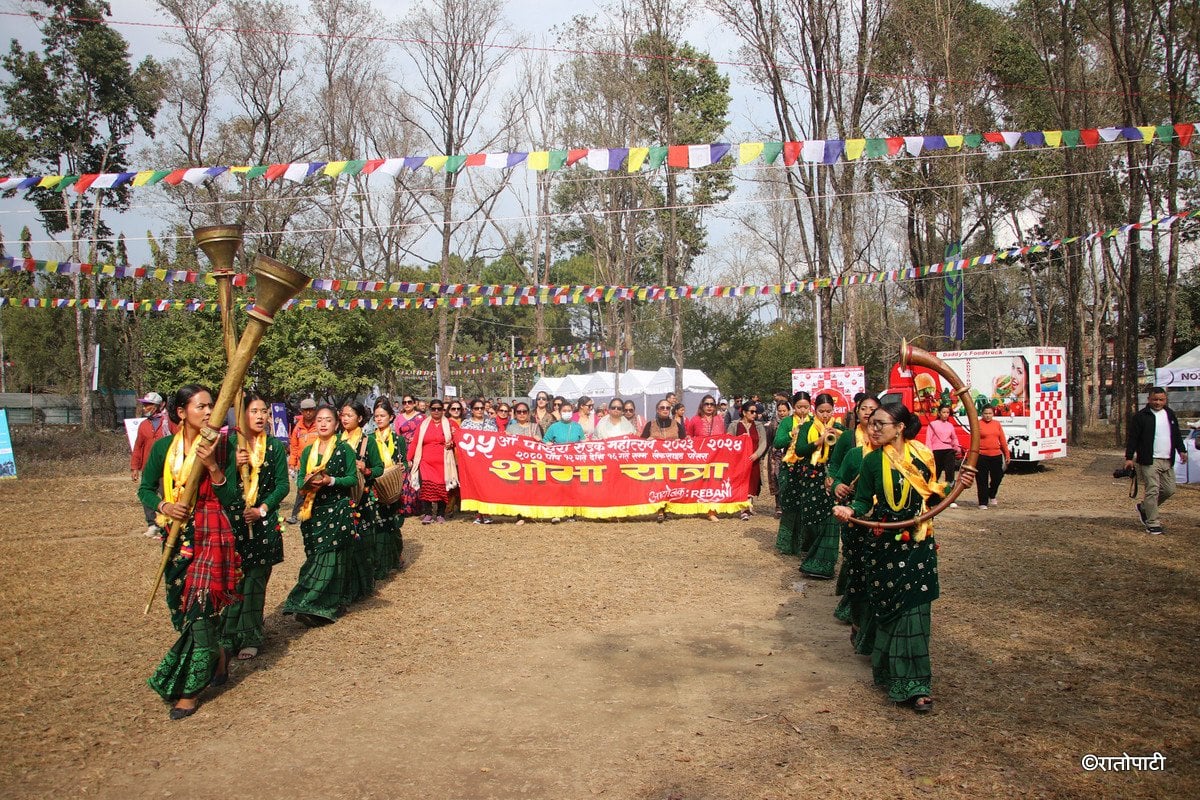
[1124,387,1187,534]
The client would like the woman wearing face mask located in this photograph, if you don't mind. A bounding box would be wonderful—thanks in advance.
[828,395,880,647]
[282,405,359,627]
[833,402,972,714]
[221,392,289,662]
[371,398,407,576]
[138,384,240,720]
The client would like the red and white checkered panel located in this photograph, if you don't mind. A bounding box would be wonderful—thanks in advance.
[1034,352,1065,441]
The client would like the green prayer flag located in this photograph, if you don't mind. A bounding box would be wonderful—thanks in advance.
[445,155,467,173]
[244,165,269,180]
[962,133,983,148]
[548,150,568,171]
[647,146,669,168]
[1154,125,1175,143]
[1061,129,1080,147]
[762,142,783,164]
[343,160,366,175]
[864,139,888,158]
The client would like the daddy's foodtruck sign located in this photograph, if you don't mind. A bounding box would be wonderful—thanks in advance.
[454,430,753,520]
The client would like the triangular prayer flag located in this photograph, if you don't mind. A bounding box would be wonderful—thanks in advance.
[943,135,963,151]
[922,136,947,152]
[464,153,487,167]
[444,155,467,172]
[164,169,189,185]
[403,156,425,170]
[762,142,783,164]
[89,173,120,189]
[739,142,764,164]
[885,137,904,156]
[566,149,587,166]
[37,175,63,188]
[1043,130,1062,148]
[323,161,348,176]
[132,170,156,186]
[1080,129,1099,147]
[1136,126,1155,144]
[1175,123,1195,146]
[962,133,983,148]
[1062,129,1081,147]
[527,151,550,171]
[549,150,569,170]
[782,141,800,165]
[903,136,923,156]
[982,132,1005,144]
[647,146,669,169]
[482,153,508,169]
[343,160,366,175]
[844,139,865,160]
[424,155,449,172]
[182,167,213,184]
[1098,127,1121,142]
[506,152,527,168]
[1119,126,1141,141]
[264,163,289,181]
[709,143,731,164]
[1000,131,1021,148]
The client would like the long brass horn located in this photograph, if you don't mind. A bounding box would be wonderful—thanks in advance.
[845,340,980,530]
[193,225,243,363]
[144,253,310,614]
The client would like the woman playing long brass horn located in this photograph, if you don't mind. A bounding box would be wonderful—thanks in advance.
[832,401,974,714]
[137,384,241,720]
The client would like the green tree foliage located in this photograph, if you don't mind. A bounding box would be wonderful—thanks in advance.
[0,0,163,242]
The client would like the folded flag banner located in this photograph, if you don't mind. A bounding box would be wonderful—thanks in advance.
[454,430,752,520]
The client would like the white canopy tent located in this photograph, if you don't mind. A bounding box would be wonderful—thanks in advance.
[530,368,720,421]
[1156,345,1200,388]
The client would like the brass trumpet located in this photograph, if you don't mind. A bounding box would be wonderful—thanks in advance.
[144,253,310,614]
[823,428,842,448]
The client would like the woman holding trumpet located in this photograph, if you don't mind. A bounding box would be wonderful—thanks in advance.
[773,392,843,561]
[371,397,407,576]
[832,401,973,714]
[339,401,382,601]
[797,394,847,578]
[282,405,359,626]
[220,391,289,661]
[138,384,242,720]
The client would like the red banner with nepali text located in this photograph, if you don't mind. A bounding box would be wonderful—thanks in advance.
[453,430,753,520]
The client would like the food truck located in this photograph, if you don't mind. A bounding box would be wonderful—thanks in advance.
[885,346,1067,462]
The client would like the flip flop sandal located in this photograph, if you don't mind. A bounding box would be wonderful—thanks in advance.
[237,647,258,660]
[912,697,934,714]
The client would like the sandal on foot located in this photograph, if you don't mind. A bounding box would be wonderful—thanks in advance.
[912,696,934,714]
[237,647,258,660]
[170,699,199,720]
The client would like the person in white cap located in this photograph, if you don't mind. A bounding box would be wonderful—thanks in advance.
[131,391,174,537]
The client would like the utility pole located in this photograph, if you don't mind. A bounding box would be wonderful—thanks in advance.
[510,335,516,398]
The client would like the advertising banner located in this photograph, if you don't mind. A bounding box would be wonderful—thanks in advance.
[270,403,290,441]
[454,430,752,519]
[0,409,16,479]
[790,367,866,416]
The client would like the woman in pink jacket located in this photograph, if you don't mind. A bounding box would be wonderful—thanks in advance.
[924,405,964,508]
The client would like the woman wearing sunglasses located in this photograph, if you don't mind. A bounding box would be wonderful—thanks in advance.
[407,400,458,524]
[506,402,541,440]
[622,401,644,434]
[594,397,636,440]
[446,401,464,425]
[393,394,424,449]
[533,393,554,435]
[459,399,497,523]
[731,402,768,521]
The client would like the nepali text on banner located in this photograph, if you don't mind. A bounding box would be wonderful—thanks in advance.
[454,430,753,520]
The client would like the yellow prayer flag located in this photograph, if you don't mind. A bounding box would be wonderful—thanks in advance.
[527,151,549,171]
[1044,130,1062,147]
[323,161,347,176]
[37,175,62,188]
[738,143,764,164]
[1138,126,1156,144]
[627,147,649,172]
[132,170,156,186]
[843,139,866,160]
[229,166,251,174]
[943,135,963,151]
[424,155,449,172]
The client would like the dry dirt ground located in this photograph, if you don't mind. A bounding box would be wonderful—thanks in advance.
[0,441,1197,799]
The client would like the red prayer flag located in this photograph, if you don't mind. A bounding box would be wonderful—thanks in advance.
[667,145,689,168]
[73,174,99,193]
[1174,123,1195,147]
[982,131,1005,144]
[782,141,800,165]
[464,153,487,167]
[162,169,188,186]
[263,163,289,181]
[361,159,386,174]
[566,149,588,166]
[1080,129,1100,148]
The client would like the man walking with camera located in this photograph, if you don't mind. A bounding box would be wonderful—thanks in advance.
[1124,387,1187,534]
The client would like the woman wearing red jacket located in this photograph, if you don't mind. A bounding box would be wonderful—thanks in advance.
[976,405,1011,509]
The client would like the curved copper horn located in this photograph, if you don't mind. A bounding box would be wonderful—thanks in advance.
[845,340,980,530]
